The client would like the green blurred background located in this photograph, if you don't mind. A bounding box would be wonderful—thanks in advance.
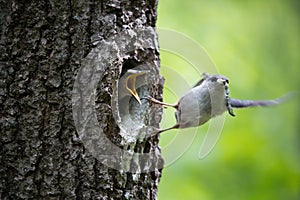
[156,0,300,200]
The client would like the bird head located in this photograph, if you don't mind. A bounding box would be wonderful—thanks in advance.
[202,73,235,116]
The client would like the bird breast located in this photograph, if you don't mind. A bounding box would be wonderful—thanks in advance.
[176,83,227,128]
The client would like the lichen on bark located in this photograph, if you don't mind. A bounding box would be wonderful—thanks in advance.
[0,0,163,199]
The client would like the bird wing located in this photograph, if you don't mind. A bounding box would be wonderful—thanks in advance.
[193,78,205,88]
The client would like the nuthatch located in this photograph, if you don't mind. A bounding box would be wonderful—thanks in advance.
[146,73,288,134]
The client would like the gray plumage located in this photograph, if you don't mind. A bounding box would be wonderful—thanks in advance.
[146,73,289,134]
[229,98,282,108]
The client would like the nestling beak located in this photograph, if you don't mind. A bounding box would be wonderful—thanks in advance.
[125,71,147,104]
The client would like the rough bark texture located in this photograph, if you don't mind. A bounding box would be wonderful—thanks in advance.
[0,0,163,199]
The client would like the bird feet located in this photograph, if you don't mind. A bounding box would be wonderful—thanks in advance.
[142,95,178,109]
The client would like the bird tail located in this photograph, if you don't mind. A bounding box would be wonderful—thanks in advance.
[229,92,295,108]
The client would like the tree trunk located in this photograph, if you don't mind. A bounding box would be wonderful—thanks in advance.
[0,0,163,199]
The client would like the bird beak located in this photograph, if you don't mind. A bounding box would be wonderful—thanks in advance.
[217,78,228,87]
[217,78,224,84]
[125,71,146,104]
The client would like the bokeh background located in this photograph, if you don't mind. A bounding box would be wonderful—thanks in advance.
[156,1,300,200]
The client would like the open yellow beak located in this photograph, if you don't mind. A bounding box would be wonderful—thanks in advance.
[125,72,146,104]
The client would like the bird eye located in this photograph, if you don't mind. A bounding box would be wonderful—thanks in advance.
[211,77,218,82]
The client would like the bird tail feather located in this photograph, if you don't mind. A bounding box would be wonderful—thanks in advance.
[229,92,295,108]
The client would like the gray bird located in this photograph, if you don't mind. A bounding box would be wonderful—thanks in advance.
[146,73,289,134]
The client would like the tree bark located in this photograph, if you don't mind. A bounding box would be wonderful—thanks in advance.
[0,0,163,199]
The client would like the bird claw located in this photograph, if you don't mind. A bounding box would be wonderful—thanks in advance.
[141,95,169,109]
